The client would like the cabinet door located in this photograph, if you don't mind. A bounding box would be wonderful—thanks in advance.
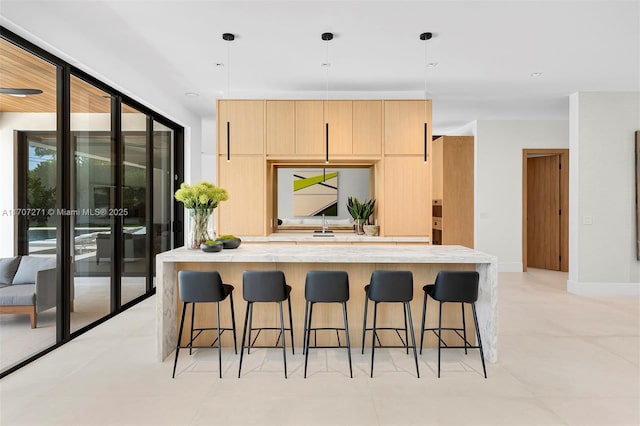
[353,100,382,156]
[295,100,324,155]
[327,100,352,155]
[266,100,295,155]
[217,155,265,236]
[383,156,431,236]
[218,100,264,155]
[384,100,431,155]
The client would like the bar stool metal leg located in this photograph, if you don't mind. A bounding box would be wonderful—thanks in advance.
[216,301,222,378]
[238,301,252,378]
[189,303,195,355]
[361,289,368,354]
[461,302,468,355]
[342,301,353,378]
[472,303,487,378]
[403,302,409,354]
[247,302,254,355]
[370,302,378,378]
[172,301,188,379]
[279,301,288,378]
[230,292,237,354]
[419,289,428,354]
[406,301,420,378]
[303,300,309,355]
[303,302,314,378]
[437,301,443,378]
[287,296,295,355]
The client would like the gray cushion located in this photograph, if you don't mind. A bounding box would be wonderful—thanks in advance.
[0,284,36,305]
[0,257,21,285]
[12,256,55,285]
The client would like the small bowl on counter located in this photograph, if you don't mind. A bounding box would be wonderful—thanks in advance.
[217,236,242,249]
[200,241,223,252]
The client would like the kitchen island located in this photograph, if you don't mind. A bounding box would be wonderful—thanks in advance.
[156,243,497,362]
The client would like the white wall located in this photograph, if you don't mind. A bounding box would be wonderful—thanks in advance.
[0,112,57,257]
[474,120,569,272]
[568,92,640,295]
[200,117,217,185]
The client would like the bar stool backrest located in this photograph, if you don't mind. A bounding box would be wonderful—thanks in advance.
[242,270,287,302]
[178,270,225,302]
[305,271,350,302]
[432,271,479,303]
[369,270,413,302]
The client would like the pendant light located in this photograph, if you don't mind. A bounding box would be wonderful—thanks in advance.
[420,32,432,164]
[222,32,234,162]
[322,32,333,164]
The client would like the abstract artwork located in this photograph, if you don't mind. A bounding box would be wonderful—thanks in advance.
[293,169,338,216]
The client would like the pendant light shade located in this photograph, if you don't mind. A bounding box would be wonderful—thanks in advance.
[420,32,433,163]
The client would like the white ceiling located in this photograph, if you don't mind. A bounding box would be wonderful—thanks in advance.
[1,0,639,134]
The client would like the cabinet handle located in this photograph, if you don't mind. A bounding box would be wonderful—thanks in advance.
[226,121,230,161]
[325,122,329,164]
[423,122,428,163]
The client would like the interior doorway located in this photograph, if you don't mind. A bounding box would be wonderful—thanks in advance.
[522,149,569,272]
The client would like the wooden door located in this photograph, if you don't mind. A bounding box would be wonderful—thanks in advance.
[527,155,560,270]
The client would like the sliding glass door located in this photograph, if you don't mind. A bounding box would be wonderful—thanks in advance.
[1,27,183,377]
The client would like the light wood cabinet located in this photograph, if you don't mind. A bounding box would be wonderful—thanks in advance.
[431,136,474,247]
[217,155,265,236]
[218,100,264,155]
[383,156,431,236]
[353,100,382,155]
[327,100,353,156]
[295,100,324,155]
[266,100,295,155]
[384,100,432,155]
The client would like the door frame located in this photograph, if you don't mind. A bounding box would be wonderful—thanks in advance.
[522,149,569,272]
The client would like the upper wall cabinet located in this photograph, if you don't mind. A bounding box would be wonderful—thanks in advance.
[295,100,325,155]
[384,100,432,155]
[266,100,295,155]
[327,100,353,156]
[217,100,264,156]
[353,100,382,156]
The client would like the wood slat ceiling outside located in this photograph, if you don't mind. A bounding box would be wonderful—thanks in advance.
[0,38,138,114]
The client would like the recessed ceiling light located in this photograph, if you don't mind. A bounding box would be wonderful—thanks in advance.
[427,62,438,67]
[185,92,200,97]
[216,63,224,67]
[321,62,331,68]
[530,72,543,77]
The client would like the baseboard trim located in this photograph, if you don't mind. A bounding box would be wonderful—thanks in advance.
[567,280,640,296]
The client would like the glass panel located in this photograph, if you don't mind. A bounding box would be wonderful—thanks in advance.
[0,38,58,373]
[121,104,147,304]
[70,75,112,333]
[152,122,174,282]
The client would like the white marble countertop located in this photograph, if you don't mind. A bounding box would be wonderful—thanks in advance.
[156,243,495,264]
[241,233,430,243]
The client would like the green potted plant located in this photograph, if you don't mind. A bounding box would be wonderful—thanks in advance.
[346,196,376,235]
[216,234,242,249]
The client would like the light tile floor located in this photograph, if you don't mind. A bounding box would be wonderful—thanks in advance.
[0,268,638,425]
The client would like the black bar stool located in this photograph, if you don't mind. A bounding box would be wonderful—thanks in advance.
[303,270,353,378]
[362,270,419,378]
[238,270,294,378]
[419,270,487,378]
[172,270,237,378]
